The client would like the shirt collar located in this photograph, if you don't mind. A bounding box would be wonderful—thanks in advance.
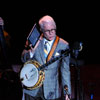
[44,38,54,46]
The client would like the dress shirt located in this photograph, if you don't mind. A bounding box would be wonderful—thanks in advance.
[43,38,54,54]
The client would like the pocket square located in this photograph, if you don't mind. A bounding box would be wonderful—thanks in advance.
[55,52,60,56]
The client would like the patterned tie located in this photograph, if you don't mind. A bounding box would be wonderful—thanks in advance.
[44,41,48,58]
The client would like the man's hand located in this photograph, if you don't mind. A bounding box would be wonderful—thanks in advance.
[65,94,70,100]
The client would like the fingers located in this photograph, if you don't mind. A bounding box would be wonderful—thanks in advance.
[65,95,70,100]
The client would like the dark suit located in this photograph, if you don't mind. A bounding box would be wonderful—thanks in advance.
[21,35,71,100]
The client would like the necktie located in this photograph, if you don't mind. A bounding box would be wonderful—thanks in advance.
[44,41,48,58]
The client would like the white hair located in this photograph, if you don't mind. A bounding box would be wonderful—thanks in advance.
[39,15,56,30]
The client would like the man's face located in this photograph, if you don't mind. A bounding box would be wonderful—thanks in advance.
[42,22,56,41]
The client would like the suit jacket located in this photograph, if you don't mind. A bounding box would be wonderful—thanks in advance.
[21,35,71,99]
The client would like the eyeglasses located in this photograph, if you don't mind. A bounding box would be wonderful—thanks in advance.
[43,29,56,33]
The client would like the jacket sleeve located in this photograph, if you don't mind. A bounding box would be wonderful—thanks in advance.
[61,47,71,96]
[21,49,32,63]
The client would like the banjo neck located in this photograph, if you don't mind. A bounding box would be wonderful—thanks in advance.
[38,49,70,71]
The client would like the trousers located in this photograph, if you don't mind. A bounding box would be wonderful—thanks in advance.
[24,86,61,100]
[23,85,61,100]
[25,93,61,100]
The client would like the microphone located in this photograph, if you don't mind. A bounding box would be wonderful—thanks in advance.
[72,41,83,51]
[72,41,83,58]
[79,42,83,51]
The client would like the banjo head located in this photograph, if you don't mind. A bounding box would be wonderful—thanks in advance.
[20,63,39,87]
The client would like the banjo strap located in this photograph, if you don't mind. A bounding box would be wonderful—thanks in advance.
[46,36,59,62]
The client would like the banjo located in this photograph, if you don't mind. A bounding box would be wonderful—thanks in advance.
[20,49,70,90]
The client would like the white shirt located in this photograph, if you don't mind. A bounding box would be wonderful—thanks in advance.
[44,38,54,53]
[30,38,54,58]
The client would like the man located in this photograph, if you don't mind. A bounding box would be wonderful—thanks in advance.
[0,17,11,46]
[0,17,11,67]
[21,15,71,100]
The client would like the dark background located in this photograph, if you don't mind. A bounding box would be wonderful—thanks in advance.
[1,3,99,65]
[0,2,100,100]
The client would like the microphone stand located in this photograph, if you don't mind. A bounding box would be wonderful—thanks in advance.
[72,42,84,100]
